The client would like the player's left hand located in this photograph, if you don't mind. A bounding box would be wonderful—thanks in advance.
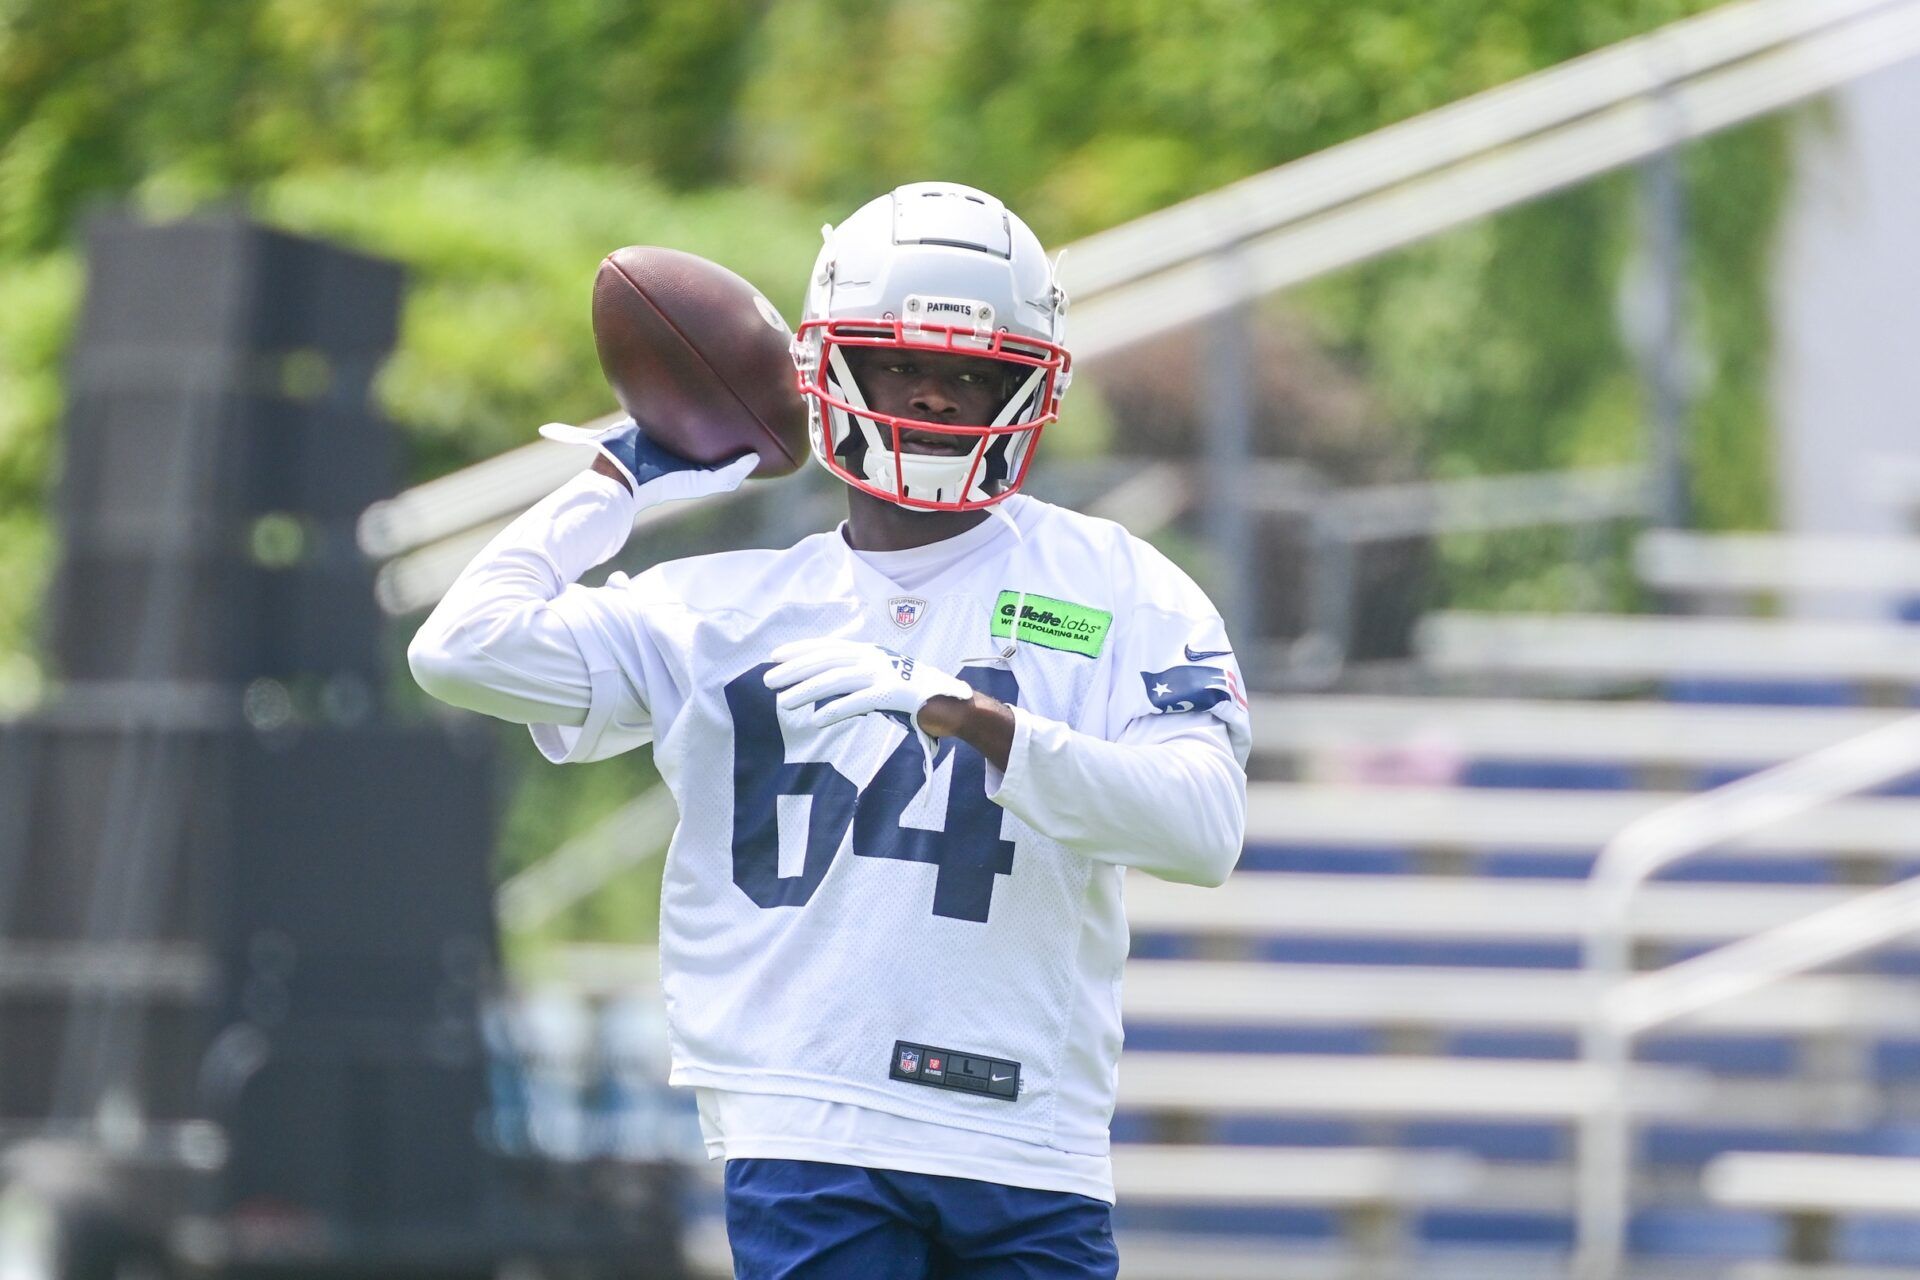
[763,638,972,738]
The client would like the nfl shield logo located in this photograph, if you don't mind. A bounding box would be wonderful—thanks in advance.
[898,1048,920,1073]
[889,596,927,630]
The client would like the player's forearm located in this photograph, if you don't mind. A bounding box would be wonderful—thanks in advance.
[915,691,1015,771]
[985,712,1246,887]
[408,470,635,724]
[592,454,633,491]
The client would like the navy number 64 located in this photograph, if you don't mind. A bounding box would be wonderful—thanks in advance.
[724,664,1020,923]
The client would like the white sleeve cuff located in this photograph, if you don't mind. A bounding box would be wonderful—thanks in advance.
[527,579,636,763]
[983,706,1051,810]
[529,680,626,761]
[981,706,1246,886]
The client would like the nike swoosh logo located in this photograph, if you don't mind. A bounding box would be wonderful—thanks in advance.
[991,1073,1012,1083]
[1184,644,1232,662]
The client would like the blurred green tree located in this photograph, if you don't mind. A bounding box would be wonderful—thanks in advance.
[0,0,772,252]
[0,0,1794,925]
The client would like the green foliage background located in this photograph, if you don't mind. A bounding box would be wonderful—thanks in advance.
[0,0,1790,930]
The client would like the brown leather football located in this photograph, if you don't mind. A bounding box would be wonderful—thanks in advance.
[591,246,809,477]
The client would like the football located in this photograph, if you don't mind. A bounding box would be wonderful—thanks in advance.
[591,246,809,478]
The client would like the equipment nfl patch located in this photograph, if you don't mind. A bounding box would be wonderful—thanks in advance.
[889,596,927,629]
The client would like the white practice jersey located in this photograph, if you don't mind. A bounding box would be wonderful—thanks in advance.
[508,490,1251,1158]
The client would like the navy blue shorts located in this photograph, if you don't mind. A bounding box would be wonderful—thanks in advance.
[722,1158,1118,1279]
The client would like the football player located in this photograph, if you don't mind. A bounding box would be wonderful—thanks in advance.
[410,182,1250,1279]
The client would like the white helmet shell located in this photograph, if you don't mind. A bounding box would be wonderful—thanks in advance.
[793,182,1071,511]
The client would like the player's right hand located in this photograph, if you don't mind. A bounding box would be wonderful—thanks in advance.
[540,418,758,508]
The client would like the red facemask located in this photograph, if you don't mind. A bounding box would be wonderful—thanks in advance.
[794,318,1072,512]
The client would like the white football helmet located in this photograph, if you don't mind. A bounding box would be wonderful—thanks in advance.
[792,182,1071,512]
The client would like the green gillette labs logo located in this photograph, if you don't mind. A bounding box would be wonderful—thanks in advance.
[990,591,1111,657]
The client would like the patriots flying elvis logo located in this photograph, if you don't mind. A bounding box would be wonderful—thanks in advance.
[1142,663,1245,714]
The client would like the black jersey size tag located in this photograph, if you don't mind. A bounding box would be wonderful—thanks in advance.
[890,1040,1021,1101]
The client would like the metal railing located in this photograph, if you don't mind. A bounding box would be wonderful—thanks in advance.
[1636,528,1920,595]
[496,788,681,936]
[1574,713,1920,1278]
[1067,0,1920,356]
[356,0,1920,597]
[1271,465,1652,685]
[371,479,758,616]
[1062,0,1907,297]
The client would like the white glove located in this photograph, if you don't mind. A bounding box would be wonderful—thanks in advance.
[764,638,973,755]
[539,418,758,509]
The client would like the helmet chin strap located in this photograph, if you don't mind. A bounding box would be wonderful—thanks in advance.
[976,367,1045,660]
[985,503,1028,661]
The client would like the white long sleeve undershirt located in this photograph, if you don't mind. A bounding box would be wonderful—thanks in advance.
[410,471,636,728]
[409,470,1247,888]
